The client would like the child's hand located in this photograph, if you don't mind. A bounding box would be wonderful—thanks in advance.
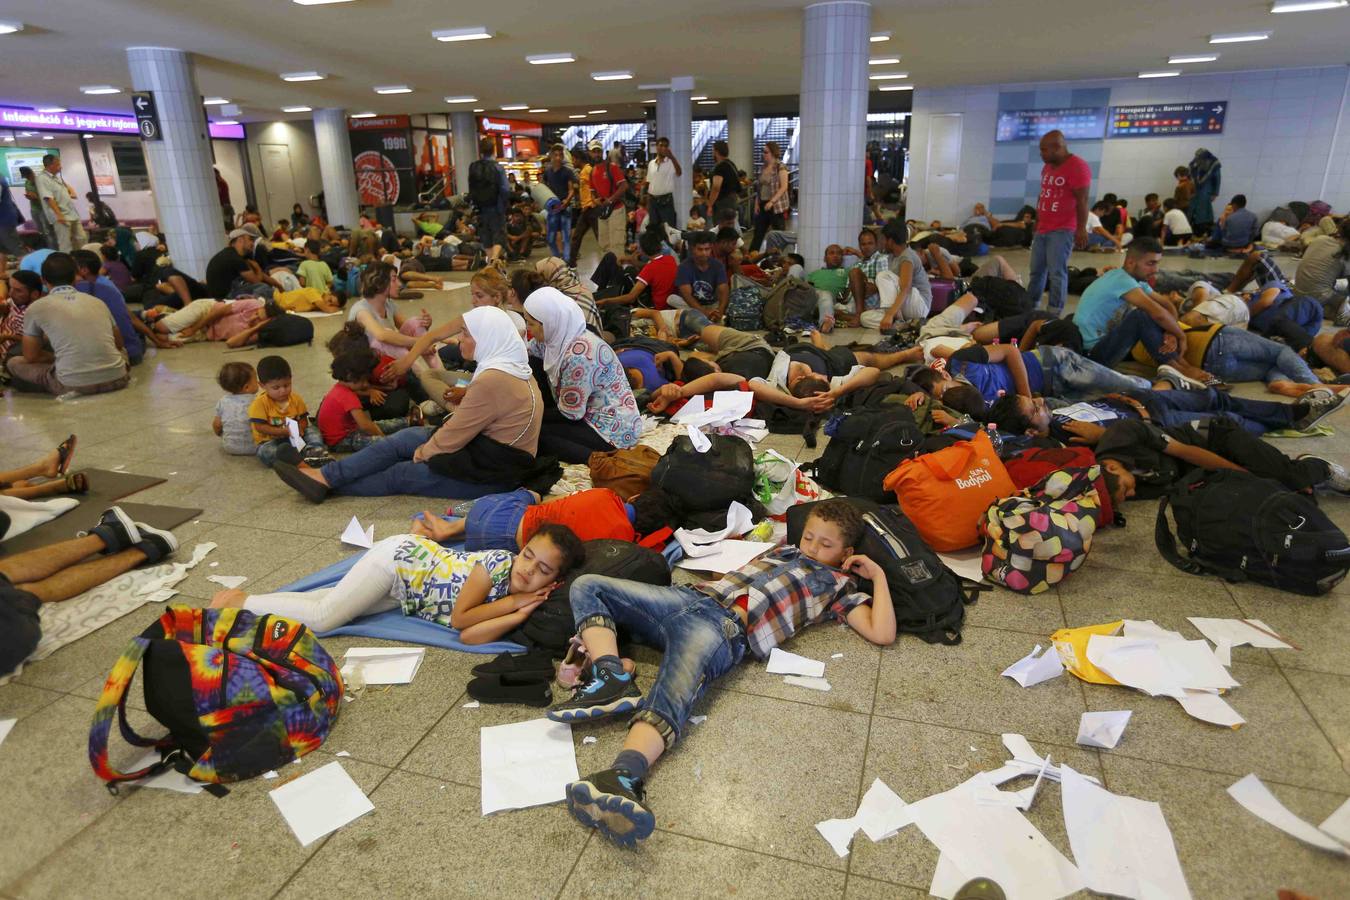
[442,386,466,406]
[418,308,433,327]
[905,392,926,410]
[366,388,387,406]
[843,555,884,581]
[512,585,557,610]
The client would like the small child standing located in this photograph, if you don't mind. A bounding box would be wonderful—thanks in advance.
[317,350,419,452]
[213,361,258,456]
[248,355,331,467]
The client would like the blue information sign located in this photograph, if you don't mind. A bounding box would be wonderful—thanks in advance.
[995,107,1107,142]
[1108,102,1227,138]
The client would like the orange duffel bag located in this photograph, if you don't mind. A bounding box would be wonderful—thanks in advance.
[882,430,1017,551]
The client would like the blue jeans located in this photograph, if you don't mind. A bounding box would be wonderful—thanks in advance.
[256,424,325,467]
[1027,229,1075,314]
[1088,307,1179,368]
[1037,345,1150,399]
[1205,327,1318,386]
[545,203,571,259]
[320,426,513,498]
[1142,388,1298,434]
[464,488,533,551]
[329,418,407,453]
[570,575,747,748]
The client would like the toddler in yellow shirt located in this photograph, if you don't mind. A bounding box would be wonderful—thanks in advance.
[248,355,332,468]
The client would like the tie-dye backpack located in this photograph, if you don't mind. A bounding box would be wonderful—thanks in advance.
[980,466,1103,594]
[89,605,343,793]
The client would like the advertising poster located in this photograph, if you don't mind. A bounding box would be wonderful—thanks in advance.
[349,115,413,207]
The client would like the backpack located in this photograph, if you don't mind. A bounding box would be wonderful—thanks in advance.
[1155,469,1350,596]
[257,312,314,347]
[513,539,671,652]
[1066,267,1099,296]
[1264,206,1299,229]
[725,278,765,331]
[786,499,979,645]
[980,465,1102,594]
[761,277,820,331]
[89,605,343,793]
[651,433,755,512]
[1004,445,1115,527]
[807,406,923,503]
[883,430,1017,552]
[967,276,1031,320]
[468,158,501,209]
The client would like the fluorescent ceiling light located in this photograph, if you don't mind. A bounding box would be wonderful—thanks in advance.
[81,85,121,95]
[36,106,66,113]
[42,135,53,140]
[501,104,529,111]
[1209,31,1270,43]
[697,100,718,105]
[281,71,325,81]
[433,27,493,42]
[214,120,239,126]
[1139,70,1182,78]
[350,112,377,118]
[569,114,586,119]
[0,21,24,34]
[1168,54,1219,63]
[293,0,355,4]
[869,72,909,80]
[2,137,14,142]
[870,31,891,42]
[444,96,477,103]
[641,98,657,104]
[869,57,901,65]
[202,97,229,106]
[282,105,312,113]
[1271,0,1347,11]
[592,71,632,81]
[527,53,575,65]
[690,95,707,101]
[374,85,412,94]
[528,108,549,113]
[588,109,607,114]
[473,108,484,112]
[879,84,914,92]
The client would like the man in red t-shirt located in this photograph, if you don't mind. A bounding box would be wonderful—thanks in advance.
[596,229,678,311]
[1027,130,1091,317]
[589,142,629,257]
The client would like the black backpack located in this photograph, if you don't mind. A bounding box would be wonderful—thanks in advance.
[257,312,314,347]
[787,499,978,644]
[467,159,501,209]
[651,433,755,513]
[1156,468,1350,596]
[807,406,923,503]
[967,276,1032,320]
[511,539,671,652]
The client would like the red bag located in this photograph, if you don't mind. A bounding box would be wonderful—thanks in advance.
[1004,446,1115,526]
[883,430,1017,551]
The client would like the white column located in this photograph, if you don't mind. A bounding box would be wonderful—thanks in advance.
[796,1,871,267]
[313,108,360,230]
[726,97,754,178]
[451,111,478,197]
[125,47,223,281]
[656,78,694,229]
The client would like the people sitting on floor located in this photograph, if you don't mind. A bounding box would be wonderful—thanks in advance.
[672,231,729,323]
[317,349,422,452]
[1159,198,1193,246]
[1085,201,1123,252]
[1132,194,1164,241]
[1,270,42,358]
[1208,194,1259,254]
[876,218,933,333]
[248,354,330,468]
[207,229,283,301]
[296,240,335,295]
[1292,218,1350,324]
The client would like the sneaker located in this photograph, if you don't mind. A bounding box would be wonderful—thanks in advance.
[566,768,656,847]
[133,522,179,564]
[546,664,642,723]
[1301,455,1350,495]
[302,449,334,468]
[1292,390,1346,432]
[1155,364,1207,391]
[83,507,141,554]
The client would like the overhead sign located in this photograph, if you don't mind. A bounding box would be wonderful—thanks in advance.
[348,114,410,131]
[131,91,161,140]
[1108,102,1227,138]
[478,116,542,137]
[0,105,245,140]
[995,107,1107,143]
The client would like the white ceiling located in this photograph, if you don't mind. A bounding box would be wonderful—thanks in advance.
[0,0,1346,127]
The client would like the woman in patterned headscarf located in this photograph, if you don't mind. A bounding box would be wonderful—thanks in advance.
[1187,148,1222,234]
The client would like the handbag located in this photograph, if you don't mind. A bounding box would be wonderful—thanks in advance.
[883,430,1016,551]
[588,446,661,499]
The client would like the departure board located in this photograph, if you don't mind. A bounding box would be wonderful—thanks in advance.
[995,107,1107,142]
[1108,102,1227,138]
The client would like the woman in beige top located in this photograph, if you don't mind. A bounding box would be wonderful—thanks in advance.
[273,306,542,502]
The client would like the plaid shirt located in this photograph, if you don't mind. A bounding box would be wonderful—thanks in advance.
[1251,251,1289,292]
[846,251,891,302]
[696,547,870,660]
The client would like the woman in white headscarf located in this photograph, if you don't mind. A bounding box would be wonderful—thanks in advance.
[523,286,641,462]
[274,306,544,501]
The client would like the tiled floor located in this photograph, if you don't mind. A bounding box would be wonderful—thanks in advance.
[1,245,1348,899]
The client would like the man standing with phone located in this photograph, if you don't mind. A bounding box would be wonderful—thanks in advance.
[644,136,682,234]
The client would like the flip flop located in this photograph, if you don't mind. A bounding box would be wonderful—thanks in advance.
[466,673,554,707]
[56,434,77,475]
[273,462,331,504]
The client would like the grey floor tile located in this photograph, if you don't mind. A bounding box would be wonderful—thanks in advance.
[169,523,327,600]
[13,608,173,695]
[1057,561,1253,639]
[0,682,64,722]
[1225,579,1350,676]
[1280,667,1350,774]
[718,624,881,714]
[843,876,928,899]
[961,582,1067,635]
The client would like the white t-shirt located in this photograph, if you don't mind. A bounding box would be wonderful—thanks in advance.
[647,157,677,196]
[1086,212,1103,232]
[1193,294,1250,329]
[754,350,863,393]
[1163,209,1192,236]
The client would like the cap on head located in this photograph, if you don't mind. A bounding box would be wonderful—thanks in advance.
[587,140,603,151]
[228,228,251,241]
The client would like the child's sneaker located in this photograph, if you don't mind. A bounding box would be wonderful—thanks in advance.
[132,522,179,565]
[1292,389,1346,432]
[546,664,642,722]
[302,448,335,468]
[566,768,656,847]
[83,507,141,554]
[1301,455,1350,495]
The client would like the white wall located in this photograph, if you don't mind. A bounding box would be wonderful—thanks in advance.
[244,120,324,226]
[908,65,1350,224]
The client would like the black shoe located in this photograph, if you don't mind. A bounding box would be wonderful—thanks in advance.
[546,665,642,723]
[273,444,302,467]
[471,649,555,678]
[274,462,331,504]
[1292,389,1346,431]
[132,522,179,564]
[566,768,655,847]
[83,507,141,554]
[465,673,553,707]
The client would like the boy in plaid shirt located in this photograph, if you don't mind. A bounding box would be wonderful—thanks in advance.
[547,499,896,846]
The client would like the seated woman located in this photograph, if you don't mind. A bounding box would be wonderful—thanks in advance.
[327,321,439,416]
[272,306,545,501]
[348,261,458,403]
[523,287,642,463]
[210,524,583,645]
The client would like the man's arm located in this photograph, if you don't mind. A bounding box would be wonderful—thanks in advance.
[646,371,744,412]
[707,174,723,209]
[828,366,882,399]
[670,154,683,177]
[983,344,1031,398]
[1124,286,1186,342]
[21,333,53,364]
[44,195,65,223]
[713,280,729,319]
[1073,185,1090,249]
[1164,439,1246,472]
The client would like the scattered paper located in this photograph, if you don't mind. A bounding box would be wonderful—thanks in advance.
[480,718,579,815]
[582,736,597,744]
[209,562,219,567]
[936,548,986,583]
[283,417,306,453]
[1213,638,1232,667]
[263,770,278,779]
[462,701,480,709]
[341,516,375,549]
[111,464,127,471]
[1175,689,1244,728]
[669,395,708,424]
[815,778,912,857]
[127,751,203,794]
[997,734,1100,786]
[675,540,775,575]
[673,501,754,557]
[767,647,826,678]
[689,715,708,725]
[676,390,754,428]
[270,761,374,847]
[335,751,351,758]
[929,853,970,899]
[783,675,832,692]
[1186,617,1292,651]
[1087,635,1237,700]
[1001,644,1064,688]
[0,718,13,747]
[686,423,711,453]
[1319,798,1350,845]
[1123,619,1186,643]
[206,575,247,590]
[342,647,425,685]
[831,653,844,659]
[1076,711,1132,749]
[1061,764,1192,899]
[1227,774,1348,855]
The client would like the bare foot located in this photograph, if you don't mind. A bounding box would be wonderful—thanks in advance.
[210,588,247,609]
[40,448,61,479]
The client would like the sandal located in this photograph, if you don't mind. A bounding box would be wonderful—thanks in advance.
[64,472,89,494]
[556,635,590,689]
[56,434,77,475]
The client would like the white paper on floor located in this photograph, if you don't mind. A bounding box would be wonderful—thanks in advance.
[673,502,754,557]
[480,718,579,815]
[1086,635,1237,700]
[462,700,480,709]
[1001,644,1064,687]
[270,761,374,847]
[1319,797,1350,845]
[685,423,711,453]
[766,647,826,678]
[814,777,912,857]
[1061,764,1192,899]
[128,751,204,794]
[1175,689,1245,728]
[669,395,708,424]
[341,647,425,685]
[206,575,247,590]
[689,715,708,725]
[0,718,15,747]
[1076,710,1132,749]
[1228,774,1348,855]
[674,390,754,428]
[935,548,986,583]
[1186,617,1293,651]
[340,516,375,549]
[996,734,1100,787]
[675,540,775,575]
[783,674,831,691]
